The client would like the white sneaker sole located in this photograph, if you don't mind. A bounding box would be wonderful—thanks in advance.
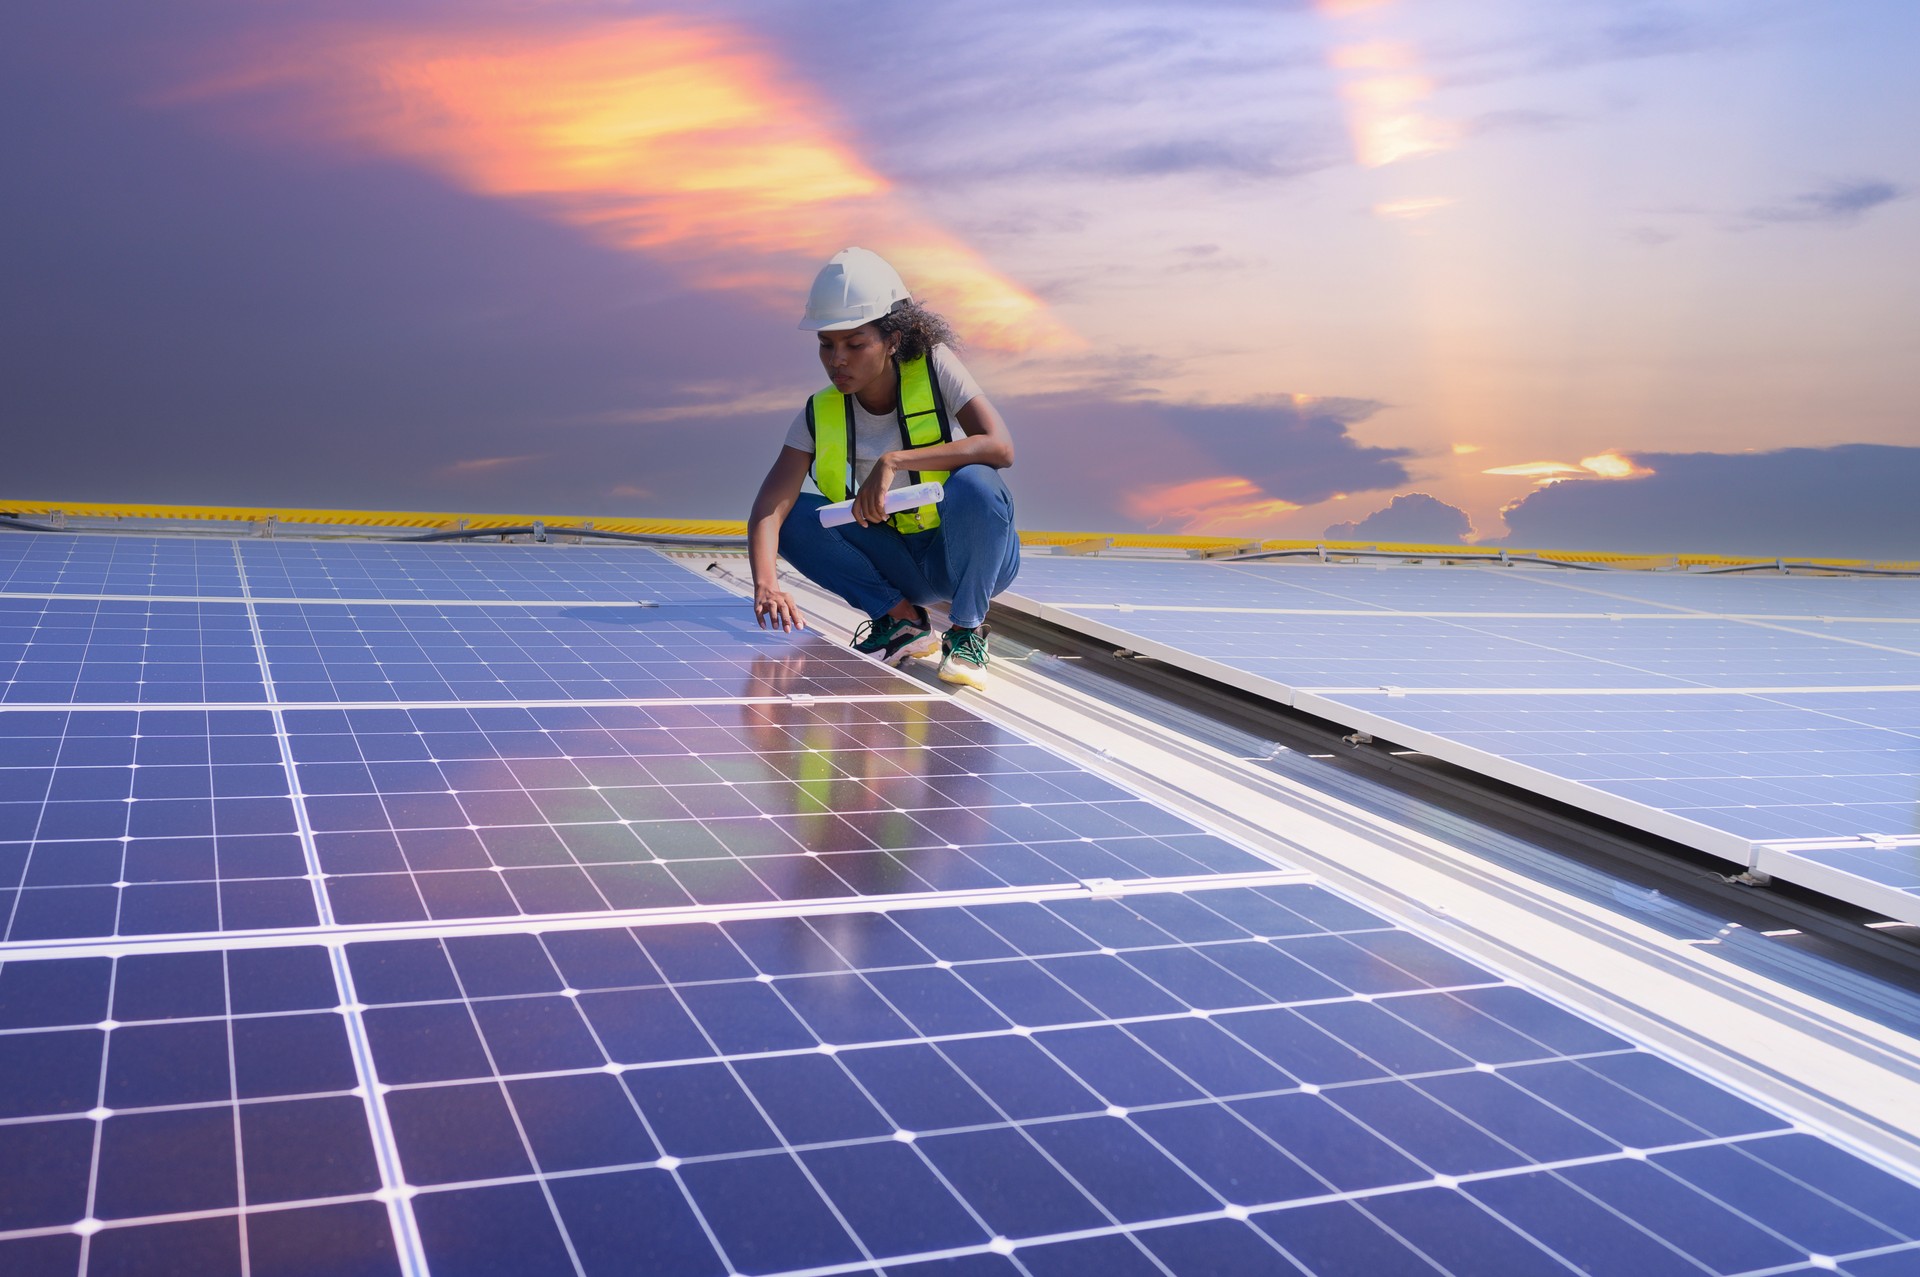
[937,661,988,690]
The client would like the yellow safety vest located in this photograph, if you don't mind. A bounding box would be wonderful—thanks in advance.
[806,354,954,533]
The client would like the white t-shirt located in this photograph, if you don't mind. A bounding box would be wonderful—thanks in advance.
[782,345,982,493]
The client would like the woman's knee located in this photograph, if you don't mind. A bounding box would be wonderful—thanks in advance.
[940,464,1012,519]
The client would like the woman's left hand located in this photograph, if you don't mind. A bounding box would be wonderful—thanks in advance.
[852,456,898,526]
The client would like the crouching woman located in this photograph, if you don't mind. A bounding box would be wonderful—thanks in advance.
[746,248,1020,690]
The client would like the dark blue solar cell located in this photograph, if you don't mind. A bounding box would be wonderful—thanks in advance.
[1015,1233,1163,1276]
[0,1028,103,1116]
[349,939,462,1006]
[841,1043,1003,1132]
[679,1152,866,1274]
[537,929,663,990]
[471,996,605,1073]
[1295,1000,1471,1075]
[676,980,816,1054]
[1582,1052,1786,1138]
[919,1126,1109,1239]
[971,901,1094,954]
[638,922,755,981]
[245,1201,402,1277]
[809,911,933,968]
[803,1139,991,1256]
[1274,934,1435,994]
[24,840,122,885]
[941,1034,1102,1120]
[118,881,221,934]
[105,1020,230,1107]
[0,1232,81,1277]
[232,1011,356,1098]
[1381,990,1557,1065]
[94,1107,238,1218]
[413,1182,577,1277]
[88,1216,242,1277]
[1502,1059,1697,1149]
[1747,1135,1920,1236]
[1137,1218,1306,1276]
[1452,985,1630,1055]
[864,966,1008,1036]
[1128,1017,1293,1097]
[1411,1070,1615,1163]
[328,873,429,924]
[1256,1200,1444,1276]
[1035,1025,1203,1107]
[548,1169,727,1277]
[0,1117,92,1229]
[227,945,338,1014]
[362,1003,491,1084]
[388,1082,533,1185]
[506,1072,657,1174]
[241,1096,383,1203]
[1468,1168,1729,1277]
[1028,1116,1220,1221]
[1561,1157,1807,1271]
[578,987,712,1064]
[1235,1092,1425,1192]
[1119,947,1264,1010]
[1200,942,1348,1004]
[1328,1079,1533,1176]
[1362,1186,1569,1276]
[628,1062,778,1157]
[1124,892,1254,943]
[0,955,110,1027]
[891,908,1019,961]
[1037,953,1185,1018]
[724,915,852,974]
[777,972,915,1044]
[1130,1104,1325,1206]
[954,958,1103,1026]
[734,1052,893,1144]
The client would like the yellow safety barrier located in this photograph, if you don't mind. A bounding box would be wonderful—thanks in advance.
[4,498,1915,572]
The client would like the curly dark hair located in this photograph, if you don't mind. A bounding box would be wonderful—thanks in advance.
[874,300,958,362]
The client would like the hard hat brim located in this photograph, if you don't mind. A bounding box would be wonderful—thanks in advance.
[797,314,883,332]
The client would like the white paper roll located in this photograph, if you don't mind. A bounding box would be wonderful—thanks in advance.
[817,480,945,527]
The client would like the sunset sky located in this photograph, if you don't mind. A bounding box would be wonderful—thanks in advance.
[5,0,1917,555]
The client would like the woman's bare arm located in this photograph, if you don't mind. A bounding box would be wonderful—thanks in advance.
[746,445,814,630]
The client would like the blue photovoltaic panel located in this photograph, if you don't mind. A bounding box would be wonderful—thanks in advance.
[1306,690,1920,847]
[1007,556,1920,904]
[1012,557,1698,616]
[303,886,1916,1276]
[0,942,400,1275]
[253,602,911,702]
[0,534,246,598]
[0,710,317,942]
[1755,841,1920,926]
[288,700,1270,926]
[1,600,267,705]
[239,541,739,604]
[6,530,1920,1277]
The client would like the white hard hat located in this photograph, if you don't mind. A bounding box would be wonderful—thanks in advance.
[798,247,911,331]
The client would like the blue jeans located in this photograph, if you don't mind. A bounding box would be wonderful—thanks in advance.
[778,464,1021,630]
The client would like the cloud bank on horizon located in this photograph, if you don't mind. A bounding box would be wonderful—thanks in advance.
[3,0,1918,556]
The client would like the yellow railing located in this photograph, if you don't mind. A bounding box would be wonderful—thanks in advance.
[4,499,1914,572]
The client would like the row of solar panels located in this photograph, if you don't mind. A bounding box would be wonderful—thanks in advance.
[1001,556,1920,927]
[2,532,1917,1277]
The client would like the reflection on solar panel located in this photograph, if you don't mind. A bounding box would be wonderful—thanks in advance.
[3,532,1918,1275]
[1006,557,1920,923]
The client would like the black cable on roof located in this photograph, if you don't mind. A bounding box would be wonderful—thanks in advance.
[1221,546,1621,571]
[393,522,747,548]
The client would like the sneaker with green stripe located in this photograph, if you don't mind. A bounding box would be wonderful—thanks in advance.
[850,608,937,665]
[937,624,990,690]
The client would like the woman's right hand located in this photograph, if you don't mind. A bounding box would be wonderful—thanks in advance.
[753,584,807,633]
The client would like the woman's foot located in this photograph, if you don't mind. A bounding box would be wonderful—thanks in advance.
[937,624,990,689]
[851,607,937,665]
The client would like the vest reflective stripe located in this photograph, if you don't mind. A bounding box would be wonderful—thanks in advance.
[806,355,953,533]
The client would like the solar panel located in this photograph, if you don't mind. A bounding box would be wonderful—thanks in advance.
[3,531,1919,1276]
[2,599,267,705]
[1004,558,1920,917]
[239,541,737,604]
[0,534,246,598]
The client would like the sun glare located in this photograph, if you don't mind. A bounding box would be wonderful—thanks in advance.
[166,16,1075,352]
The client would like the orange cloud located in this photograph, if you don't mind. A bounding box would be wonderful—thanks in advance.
[1483,452,1654,485]
[165,17,1074,353]
[1123,476,1301,534]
